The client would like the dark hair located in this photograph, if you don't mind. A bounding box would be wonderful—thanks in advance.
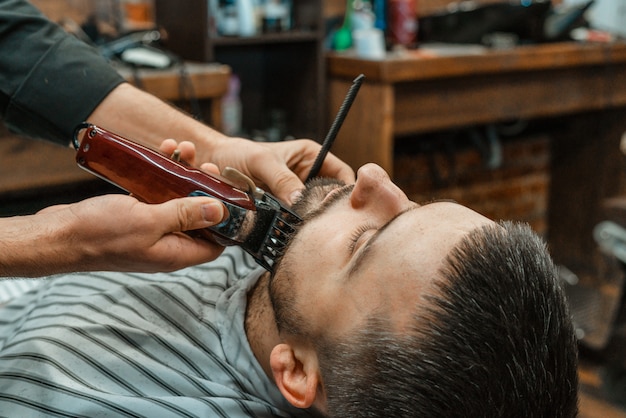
[316,221,579,417]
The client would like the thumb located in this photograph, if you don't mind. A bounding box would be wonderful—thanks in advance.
[161,197,227,233]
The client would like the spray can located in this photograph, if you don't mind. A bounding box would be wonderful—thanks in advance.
[387,0,417,47]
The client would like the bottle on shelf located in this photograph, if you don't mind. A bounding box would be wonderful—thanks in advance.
[222,74,242,136]
[236,0,257,36]
[262,0,292,33]
[387,0,418,48]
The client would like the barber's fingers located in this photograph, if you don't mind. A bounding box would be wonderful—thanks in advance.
[200,162,220,176]
[159,138,178,155]
[314,151,356,184]
[156,196,226,233]
[264,168,306,205]
[158,140,221,178]
[159,139,197,164]
[142,197,229,269]
[249,139,355,204]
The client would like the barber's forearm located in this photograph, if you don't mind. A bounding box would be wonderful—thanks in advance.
[0,215,82,278]
[86,82,227,163]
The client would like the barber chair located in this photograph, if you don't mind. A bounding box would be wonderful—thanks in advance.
[564,197,626,407]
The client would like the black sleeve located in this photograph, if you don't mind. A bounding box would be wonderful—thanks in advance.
[0,0,125,145]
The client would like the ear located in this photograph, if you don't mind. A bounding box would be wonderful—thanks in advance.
[270,343,320,409]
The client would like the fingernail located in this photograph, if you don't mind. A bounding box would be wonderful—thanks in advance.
[289,190,303,205]
[202,202,225,224]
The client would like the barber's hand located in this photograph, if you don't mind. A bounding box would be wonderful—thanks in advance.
[159,139,220,176]
[174,137,355,205]
[38,194,227,273]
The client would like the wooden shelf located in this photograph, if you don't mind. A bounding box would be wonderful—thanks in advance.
[327,41,626,83]
[155,0,325,140]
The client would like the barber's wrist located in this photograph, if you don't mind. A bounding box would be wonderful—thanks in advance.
[46,209,95,272]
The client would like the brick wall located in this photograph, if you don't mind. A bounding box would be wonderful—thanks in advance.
[393,131,551,236]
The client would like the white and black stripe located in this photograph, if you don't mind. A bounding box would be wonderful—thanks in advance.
[0,248,312,417]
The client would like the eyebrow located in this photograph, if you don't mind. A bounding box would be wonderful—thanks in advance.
[347,205,420,278]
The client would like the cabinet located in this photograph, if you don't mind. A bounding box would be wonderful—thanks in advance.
[154,0,325,141]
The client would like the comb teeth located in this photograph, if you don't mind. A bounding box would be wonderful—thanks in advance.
[256,209,301,272]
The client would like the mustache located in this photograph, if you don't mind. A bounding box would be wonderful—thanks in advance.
[292,179,353,221]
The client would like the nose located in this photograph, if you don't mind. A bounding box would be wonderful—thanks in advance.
[350,164,409,214]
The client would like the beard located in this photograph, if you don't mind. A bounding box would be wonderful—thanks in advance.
[268,177,348,336]
[268,258,305,336]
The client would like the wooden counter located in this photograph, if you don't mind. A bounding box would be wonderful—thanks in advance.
[327,41,626,174]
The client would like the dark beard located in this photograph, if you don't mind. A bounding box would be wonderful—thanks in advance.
[268,258,306,336]
[268,177,347,336]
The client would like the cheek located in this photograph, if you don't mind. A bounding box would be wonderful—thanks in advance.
[291,222,345,269]
[283,225,346,294]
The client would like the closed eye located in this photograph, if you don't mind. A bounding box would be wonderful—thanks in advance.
[349,224,377,254]
[346,205,420,277]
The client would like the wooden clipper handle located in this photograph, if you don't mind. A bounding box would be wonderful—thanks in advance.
[74,124,256,211]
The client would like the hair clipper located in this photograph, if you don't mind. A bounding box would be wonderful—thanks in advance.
[73,123,301,271]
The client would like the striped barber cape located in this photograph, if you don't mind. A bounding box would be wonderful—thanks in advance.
[0,247,312,417]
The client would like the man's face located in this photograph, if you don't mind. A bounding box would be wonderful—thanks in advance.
[270,163,493,340]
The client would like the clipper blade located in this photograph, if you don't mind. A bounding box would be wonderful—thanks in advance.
[256,207,300,271]
[238,192,301,272]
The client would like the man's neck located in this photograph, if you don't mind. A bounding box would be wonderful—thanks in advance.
[245,272,281,380]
